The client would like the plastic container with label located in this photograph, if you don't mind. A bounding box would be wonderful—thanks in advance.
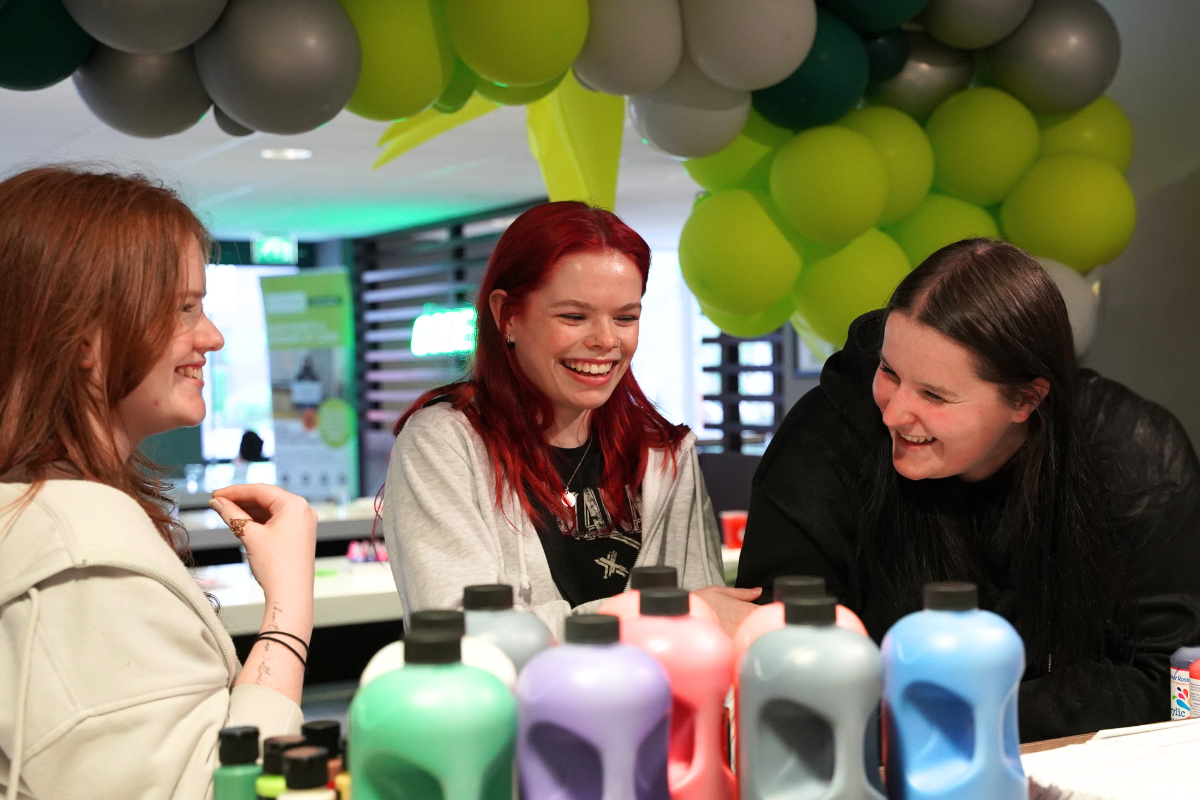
[1171,646,1200,719]
[359,609,517,690]
[214,725,260,800]
[597,566,719,625]
[463,584,553,672]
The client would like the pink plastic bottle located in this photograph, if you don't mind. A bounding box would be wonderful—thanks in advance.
[598,566,719,626]
[734,575,867,664]
[622,588,735,800]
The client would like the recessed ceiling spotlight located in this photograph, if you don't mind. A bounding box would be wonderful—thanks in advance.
[261,148,313,161]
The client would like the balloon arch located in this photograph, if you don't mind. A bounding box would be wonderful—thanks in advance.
[0,0,1130,354]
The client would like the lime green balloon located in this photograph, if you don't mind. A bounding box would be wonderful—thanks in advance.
[342,0,455,121]
[793,228,910,346]
[684,109,791,193]
[1001,154,1136,272]
[434,59,477,113]
[680,190,803,315]
[840,105,934,225]
[445,0,588,87]
[475,72,563,105]
[769,125,890,245]
[1038,96,1133,173]
[925,87,1039,206]
[885,192,999,267]
[700,293,796,338]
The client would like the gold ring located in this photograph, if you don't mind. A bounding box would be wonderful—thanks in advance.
[228,518,250,538]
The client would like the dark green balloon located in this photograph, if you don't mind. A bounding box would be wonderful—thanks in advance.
[0,0,94,90]
[863,28,909,82]
[752,9,868,131]
[818,0,929,34]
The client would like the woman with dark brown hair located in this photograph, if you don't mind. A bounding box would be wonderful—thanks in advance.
[0,166,318,799]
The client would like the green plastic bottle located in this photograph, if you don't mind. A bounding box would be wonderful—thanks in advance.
[215,726,261,800]
[349,627,517,800]
[257,735,307,799]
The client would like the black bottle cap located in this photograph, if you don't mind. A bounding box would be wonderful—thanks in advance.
[218,726,259,766]
[774,575,826,602]
[405,628,462,664]
[565,614,620,644]
[463,584,514,611]
[262,734,306,775]
[640,588,690,617]
[924,582,978,611]
[301,720,340,759]
[630,566,678,590]
[784,596,837,626]
[408,609,466,637]
[283,746,330,790]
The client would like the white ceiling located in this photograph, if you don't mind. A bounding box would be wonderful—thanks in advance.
[0,0,1192,249]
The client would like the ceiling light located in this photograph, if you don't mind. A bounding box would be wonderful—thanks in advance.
[261,148,312,161]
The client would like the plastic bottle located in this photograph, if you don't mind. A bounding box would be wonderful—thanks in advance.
[349,628,517,800]
[215,725,261,800]
[733,575,868,665]
[334,737,351,800]
[359,609,517,690]
[622,589,735,800]
[597,565,719,625]
[279,747,337,800]
[1171,646,1200,719]
[739,596,884,800]
[257,735,307,800]
[300,720,341,785]
[882,582,1026,800]
[463,584,553,672]
[518,614,672,800]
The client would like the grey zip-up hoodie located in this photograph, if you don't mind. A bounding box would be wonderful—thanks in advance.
[381,404,725,640]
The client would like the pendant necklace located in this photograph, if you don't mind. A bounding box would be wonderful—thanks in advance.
[561,438,592,509]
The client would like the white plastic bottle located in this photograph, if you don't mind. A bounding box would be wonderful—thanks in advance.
[463,584,553,672]
[359,609,517,689]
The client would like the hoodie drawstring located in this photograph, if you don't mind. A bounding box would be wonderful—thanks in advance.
[516,529,532,601]
[7,586,40,800]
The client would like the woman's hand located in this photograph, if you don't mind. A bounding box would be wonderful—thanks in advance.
[209,484,317,605]
[694,585,762,637]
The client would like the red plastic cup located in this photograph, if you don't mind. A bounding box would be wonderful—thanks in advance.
[719,510,748,549]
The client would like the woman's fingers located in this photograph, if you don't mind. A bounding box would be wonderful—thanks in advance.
[213,483,292,518]
[209,496,267,535]
[704,585,763,601]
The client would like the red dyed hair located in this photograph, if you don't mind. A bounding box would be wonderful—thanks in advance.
[395,201,688,532]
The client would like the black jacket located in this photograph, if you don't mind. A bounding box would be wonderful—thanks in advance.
[737,310,1200,741]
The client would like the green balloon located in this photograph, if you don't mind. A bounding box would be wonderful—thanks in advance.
[434,58,477,113]
[445,0,588,87]
[793,228,911,346]
[1038,95,1133,173]
[1001,154,1136,272]
[0,0,94,90]
[683,109,791,192]
[474,72,563,105]
[925,86,1040,206]
[818,0,930,34]
[839,105,933,225]
[884,192,999,267]
[769,125,889,245]
[700,293,796,339]
[680,189,803,315]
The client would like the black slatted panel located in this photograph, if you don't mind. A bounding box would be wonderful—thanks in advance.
[701,330,784,453]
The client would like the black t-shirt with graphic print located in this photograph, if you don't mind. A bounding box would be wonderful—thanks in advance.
[530,439,642,608]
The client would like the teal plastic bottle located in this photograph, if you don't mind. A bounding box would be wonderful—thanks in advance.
[349,627,517,800]
[882,582,1026,800]
[215,726,261,800]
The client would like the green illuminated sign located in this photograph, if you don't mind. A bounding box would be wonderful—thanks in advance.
[411,307,477,357]
[253,235,298,265]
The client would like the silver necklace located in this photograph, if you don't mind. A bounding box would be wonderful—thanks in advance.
[561,438,592,509]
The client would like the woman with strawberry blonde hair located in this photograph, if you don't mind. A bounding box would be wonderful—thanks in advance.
[0,166,318,799]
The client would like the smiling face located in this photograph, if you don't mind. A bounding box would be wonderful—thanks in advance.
[871,311,1043,482]
[114,238,224,450]
[494,249,643,442]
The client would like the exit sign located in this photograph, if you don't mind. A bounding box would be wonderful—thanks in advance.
[411,307,477,357]
[252,235,298,265]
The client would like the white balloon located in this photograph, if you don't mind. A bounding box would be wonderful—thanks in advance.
[629,52,751,158]
[682,0,817,91]
[573,0,683,96]
[1038,257,1099,357]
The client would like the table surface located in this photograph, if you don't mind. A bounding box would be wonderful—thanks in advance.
[182,496,378,550]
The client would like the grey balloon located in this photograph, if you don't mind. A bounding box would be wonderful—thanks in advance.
[62,0,228,55]
[867,33,972,122]
[73,45,211,138]
[919,0,1034,49]
[194,0,360,136]
[985,0,1119,115]
[629,52,750,159]
[214,105,253,136]
[574,0,683,96]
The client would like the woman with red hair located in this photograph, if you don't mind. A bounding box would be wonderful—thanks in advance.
[383,202,759,638]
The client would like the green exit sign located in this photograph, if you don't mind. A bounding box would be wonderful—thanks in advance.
[252,235,298,265]
[411,307,477,357]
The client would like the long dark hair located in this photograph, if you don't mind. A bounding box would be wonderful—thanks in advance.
[859,238,1124,670]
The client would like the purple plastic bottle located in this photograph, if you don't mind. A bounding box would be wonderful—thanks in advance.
[517,614,672,800]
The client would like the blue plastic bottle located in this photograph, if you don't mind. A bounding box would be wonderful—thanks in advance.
[881,582,1026,800]
[1170,646,1200,719]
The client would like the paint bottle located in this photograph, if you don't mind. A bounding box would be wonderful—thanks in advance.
[882,582,1026,800]
[334,737,351,800]
[257,735,307,800]
[359,609,517,690]
[622,589,735,800]
[597,565,719,625]
[349,628,517,800]
[518,614,672,800]
[300,720,341,785]
[215,725,261,800]
[280,746,337,800]
[733,575,868,665]
[1171,646,1200,719]
[463,583,553,672]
